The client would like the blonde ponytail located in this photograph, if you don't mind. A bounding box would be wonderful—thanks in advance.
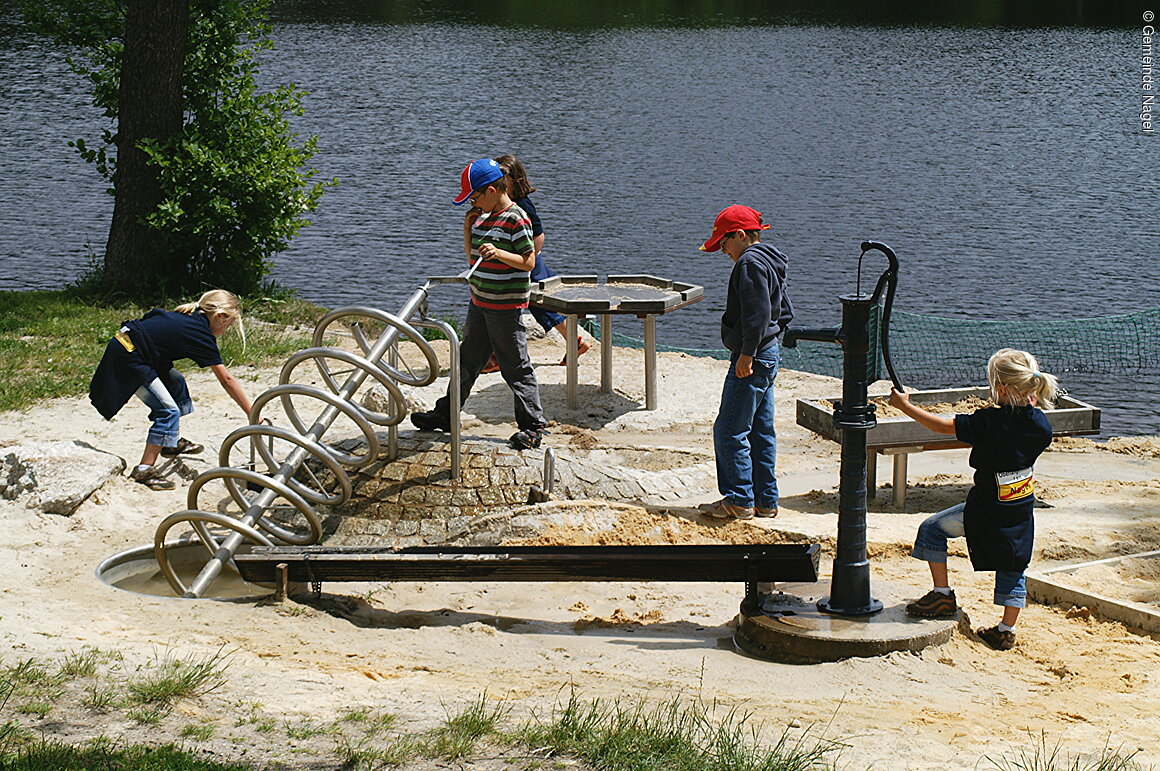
[987,348,1059,409]
[176,289,245,347]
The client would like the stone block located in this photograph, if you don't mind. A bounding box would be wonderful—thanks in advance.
[468,451,495,468]
[477,486,505,506]
[395,520,419,536]
[460,468,489,487]
[2,441,125,516]
[450,488,481,506]
[419,519,447,539]
[493,452,522,467]
[398,485,427,504]
[513,466,541,485]
[421,487,453,506]
[501,486,526,504]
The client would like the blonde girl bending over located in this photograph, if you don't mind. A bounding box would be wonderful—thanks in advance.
[89,290,253,490]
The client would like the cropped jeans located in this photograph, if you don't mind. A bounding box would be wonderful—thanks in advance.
[912,502,1027,608]
[712,346,780,510]
[135,371,193,449]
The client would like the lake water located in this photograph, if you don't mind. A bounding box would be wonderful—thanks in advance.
[1,3,1156,434]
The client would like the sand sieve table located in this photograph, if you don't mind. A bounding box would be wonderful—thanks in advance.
[529,275,703,410]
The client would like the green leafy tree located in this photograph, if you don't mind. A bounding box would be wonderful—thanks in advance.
[26,0,330,300]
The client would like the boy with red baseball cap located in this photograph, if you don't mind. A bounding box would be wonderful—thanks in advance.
[411,159,548,450]
[697,205,794,519]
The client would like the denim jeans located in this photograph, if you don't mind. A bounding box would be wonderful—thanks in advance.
[135,371,193,448]
[912,502,1028,608]
[712,345,780,509]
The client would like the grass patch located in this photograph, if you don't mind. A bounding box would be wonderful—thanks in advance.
[125,648,230,708]
[179,723,215,741]
[986,733,1147,771]
[0,289,323,413]
[0,739,255,770]
[425,693,510,759]
[517,691,839,771]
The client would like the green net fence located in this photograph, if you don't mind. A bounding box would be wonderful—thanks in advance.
[582,305,1160,386]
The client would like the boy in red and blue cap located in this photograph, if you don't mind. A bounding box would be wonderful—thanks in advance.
[697,205,794,519]
[411,159,549,450]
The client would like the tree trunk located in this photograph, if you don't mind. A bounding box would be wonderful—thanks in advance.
[102,0,187,298]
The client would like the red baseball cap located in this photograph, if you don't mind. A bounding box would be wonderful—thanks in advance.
[700,205,770,252]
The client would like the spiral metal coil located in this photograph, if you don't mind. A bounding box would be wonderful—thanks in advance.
[154,289,462,598]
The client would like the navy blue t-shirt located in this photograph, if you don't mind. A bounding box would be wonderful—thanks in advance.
[89,309,222,420]
[955,405,1053,572]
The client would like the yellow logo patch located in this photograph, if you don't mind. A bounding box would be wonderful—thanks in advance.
[996,466,1035,502]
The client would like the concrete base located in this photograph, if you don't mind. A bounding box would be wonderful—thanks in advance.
[734,579,959,663]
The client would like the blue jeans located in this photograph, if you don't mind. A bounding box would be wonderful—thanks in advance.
[912,502,1028,608]
[712,346,779,509]
[135,372,193,448]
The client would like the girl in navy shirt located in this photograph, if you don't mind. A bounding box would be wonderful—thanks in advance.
[89,290,252,489]
[889,349,1058,650]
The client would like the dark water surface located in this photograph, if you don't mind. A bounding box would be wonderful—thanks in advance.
[1,5,1156,433]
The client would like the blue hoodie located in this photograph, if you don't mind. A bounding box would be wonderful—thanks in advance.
[720,242,794,357]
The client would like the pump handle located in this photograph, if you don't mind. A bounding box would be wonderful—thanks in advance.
[859,241,904,392]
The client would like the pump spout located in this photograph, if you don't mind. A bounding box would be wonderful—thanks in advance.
[783,326,842,348]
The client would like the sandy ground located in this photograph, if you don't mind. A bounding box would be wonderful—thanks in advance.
[1,330,1159,769]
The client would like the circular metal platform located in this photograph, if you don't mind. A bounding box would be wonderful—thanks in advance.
[734,580,959,663]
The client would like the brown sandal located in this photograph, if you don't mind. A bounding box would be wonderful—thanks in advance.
[130,466,176,490]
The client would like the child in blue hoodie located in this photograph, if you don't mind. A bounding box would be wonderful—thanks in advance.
[696,205,794,520]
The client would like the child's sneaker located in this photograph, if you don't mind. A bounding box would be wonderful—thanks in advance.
[755,506,778,518]
[697,498,755,520]
[905,589,958,618]
[977,625,1017,650]
[411,410,451,433]
[160,437,204,457]
[509,426,548,451]
[129,466,176,490]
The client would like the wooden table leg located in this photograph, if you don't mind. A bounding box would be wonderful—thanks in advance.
[643,315,656,410]
[566,315,579,409]
[892,453,908,508]
[599,313,613,395]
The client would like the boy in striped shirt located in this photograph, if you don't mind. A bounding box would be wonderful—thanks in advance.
[411,158,548,450]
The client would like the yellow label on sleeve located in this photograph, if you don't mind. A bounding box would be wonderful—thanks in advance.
[114,329,136,353]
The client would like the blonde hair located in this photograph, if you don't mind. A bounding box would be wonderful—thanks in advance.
[987,348,1058,409]
[175,289,245,346]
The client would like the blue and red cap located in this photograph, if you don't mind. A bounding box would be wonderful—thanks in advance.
[453,158,505,205]
[700,204,770,251]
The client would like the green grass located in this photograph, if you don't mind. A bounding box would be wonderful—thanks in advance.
[517,692,839,771]
[125,649,231,708]
[0,740,253,770]
[986,733,1146,771]
[0,289,323,413]
[425,692,510,759]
